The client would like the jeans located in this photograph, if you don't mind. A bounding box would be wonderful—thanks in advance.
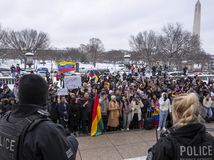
[205,107,213,118]
[158,110,168,129]
[123,113,132,129]
[102,115,108,131]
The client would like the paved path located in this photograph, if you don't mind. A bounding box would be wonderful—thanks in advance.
[76,123,214,160]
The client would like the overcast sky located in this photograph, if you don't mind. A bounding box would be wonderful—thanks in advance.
[0,0,213,53]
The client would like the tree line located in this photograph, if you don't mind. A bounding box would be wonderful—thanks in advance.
[0,23,210,69]
[129,23,210,69]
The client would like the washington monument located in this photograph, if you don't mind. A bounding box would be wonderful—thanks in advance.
[193,0,201,37]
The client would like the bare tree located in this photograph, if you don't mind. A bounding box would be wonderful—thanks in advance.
[187,35,201,55]
[79,44,88,53]
[192,51,210,71]
[87,38,104,67]
[158,23,192,68]
[78,44,89,63]
[1,28,50,66]
[129,30,158,66]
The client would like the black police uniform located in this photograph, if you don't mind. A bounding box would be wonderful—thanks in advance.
[147,123,214,160]
[0,104,78,160]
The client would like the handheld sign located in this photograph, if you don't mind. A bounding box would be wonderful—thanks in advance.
[64,76,82,89]
[57,88,68,96]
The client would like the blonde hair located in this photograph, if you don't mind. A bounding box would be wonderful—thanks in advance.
[173,93,204,127]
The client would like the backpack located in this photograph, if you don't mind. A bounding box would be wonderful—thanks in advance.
[0,110,49,160]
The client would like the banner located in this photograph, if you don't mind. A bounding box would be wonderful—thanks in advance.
[55,61,76,72]
[64,76,82,89]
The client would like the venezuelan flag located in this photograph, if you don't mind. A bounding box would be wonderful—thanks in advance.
[95,75,99,83]
[56,61,76,72]
[91,94,104,137]
[89,70,95,77]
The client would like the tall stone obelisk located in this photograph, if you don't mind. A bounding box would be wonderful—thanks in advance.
[193,0,201,37]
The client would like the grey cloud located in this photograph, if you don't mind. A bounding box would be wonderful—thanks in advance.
[0,0,213,53]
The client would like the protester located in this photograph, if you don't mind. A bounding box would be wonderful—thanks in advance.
[1,62,214,137]
[151,95,159,110]
[68,93,81,135]
[99,91,109,131]
[10,65,16,77]
[80,92,93,134]
[157,92,171,131]
[15,64,21,75]
[203,94,213,119]
[0,84,15,99]
[57,96,69,128]
[107,95,120,131]
[131,97,143,129]
[48,96,59,123]
[121,95,132,131]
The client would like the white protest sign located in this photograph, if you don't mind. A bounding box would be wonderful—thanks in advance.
[57,88,68,96]
[64,76,82,89]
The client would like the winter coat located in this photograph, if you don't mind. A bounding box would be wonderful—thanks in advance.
[107,101,120,127]
[147,123,214,160]
[99,97,109,116]
[57,103,69,120]
[80,98,93,121]
[121,100,131,114]
[0,104,78,160]
[68,101,81,128]
[159,93,171,112]
[203,97,213,108]
[0,89,15,99]
[131,100,143,121]
[48,102,59,122]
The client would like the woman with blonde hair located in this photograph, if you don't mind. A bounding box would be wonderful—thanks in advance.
[147,93,214,160]
[107,95,120,131]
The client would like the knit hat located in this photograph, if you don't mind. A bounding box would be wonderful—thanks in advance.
[18,74,48,106]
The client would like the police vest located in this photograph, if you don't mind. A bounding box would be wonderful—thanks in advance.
[169,133,214,160]
[0,110,49,160]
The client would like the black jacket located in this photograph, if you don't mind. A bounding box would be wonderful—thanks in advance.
[68,101,81,128]
[48,102,59,122]
[147,123,214,160]
[8,104,78,160]
[80,98,93,121]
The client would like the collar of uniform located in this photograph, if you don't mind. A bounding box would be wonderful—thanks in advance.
[11,104,45,118]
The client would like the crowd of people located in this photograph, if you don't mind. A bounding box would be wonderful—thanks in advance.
[1,64,214,136]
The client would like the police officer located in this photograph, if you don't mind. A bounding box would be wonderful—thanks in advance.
[147,93,214,160]
[0,74,78,160]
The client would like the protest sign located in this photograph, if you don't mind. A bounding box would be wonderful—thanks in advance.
[64,76,82,89]
[57,88,68,96]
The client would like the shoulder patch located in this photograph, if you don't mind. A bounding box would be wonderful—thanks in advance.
[66,148,73,159]
[37,109,50,117]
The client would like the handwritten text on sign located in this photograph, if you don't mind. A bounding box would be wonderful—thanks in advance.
[57,88,68,96]
[64,76,82,89]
